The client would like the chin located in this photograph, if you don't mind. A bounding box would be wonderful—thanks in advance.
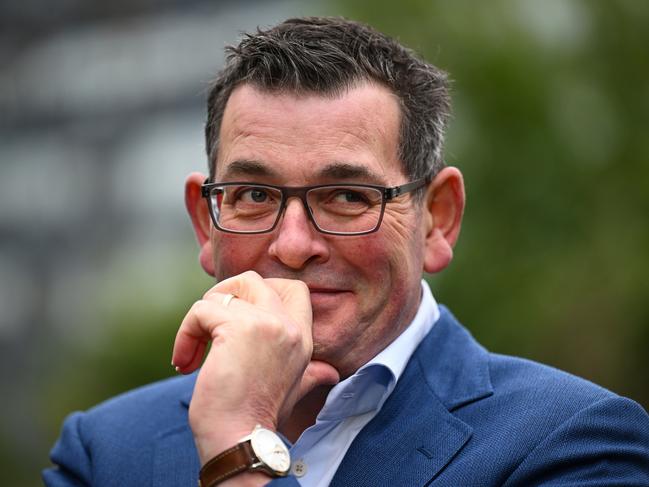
[311,329,359,372]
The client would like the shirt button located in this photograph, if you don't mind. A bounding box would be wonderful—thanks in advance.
[342,392,354,399]
[292,459,308,477]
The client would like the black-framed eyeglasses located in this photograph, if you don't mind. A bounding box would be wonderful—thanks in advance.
[201,178,428,236]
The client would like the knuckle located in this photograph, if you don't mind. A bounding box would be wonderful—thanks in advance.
[241,270,262,281]
[254,314,301,346]
[291,279,309,294]
[261,315,285,337]
[190,299,208,315]
[190,299,221,324]
[186,300,211,325]
[284,325,303,347]
[202,283,221,300]
[201,289,216,301]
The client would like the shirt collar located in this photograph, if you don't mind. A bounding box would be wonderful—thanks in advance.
[362,279,439,382]
[317,280,440,421]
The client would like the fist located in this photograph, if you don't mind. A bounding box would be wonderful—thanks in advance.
[171,271,339,463]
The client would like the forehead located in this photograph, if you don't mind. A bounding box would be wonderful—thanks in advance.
[216,82,404,184]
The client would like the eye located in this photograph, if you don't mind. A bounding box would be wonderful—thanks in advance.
[331,190,369,204]
[236,187,274,204]
[312,187,378,217]
[243,188,269,203]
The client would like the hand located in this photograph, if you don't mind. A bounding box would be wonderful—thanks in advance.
[171,271,339,464]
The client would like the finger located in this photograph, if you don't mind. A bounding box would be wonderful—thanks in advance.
[172,297,236,373]
[206,271,283,309]
[174,340,208,376]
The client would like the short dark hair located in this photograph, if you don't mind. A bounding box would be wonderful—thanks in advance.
[205,16,450,183]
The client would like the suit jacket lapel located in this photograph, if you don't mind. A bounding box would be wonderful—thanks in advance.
[331,307,493,486]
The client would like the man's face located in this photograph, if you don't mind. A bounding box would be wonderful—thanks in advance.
[210,83,427,377]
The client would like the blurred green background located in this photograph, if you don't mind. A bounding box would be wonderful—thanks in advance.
[1,1,648,485]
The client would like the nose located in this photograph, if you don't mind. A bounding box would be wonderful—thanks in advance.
[267,198,329,270]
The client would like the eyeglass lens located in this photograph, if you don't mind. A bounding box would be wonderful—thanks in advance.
[209,184,384,234]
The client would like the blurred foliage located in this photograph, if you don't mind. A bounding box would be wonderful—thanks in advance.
[39,261,213,430]
[340,0,649,406]
[32,254,213,486]
[33,1,648,484]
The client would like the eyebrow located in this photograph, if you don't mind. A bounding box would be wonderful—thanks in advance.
[316,162,383,183]
[221,160,280,179]
[220,159,385,184]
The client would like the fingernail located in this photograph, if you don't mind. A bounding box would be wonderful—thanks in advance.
[175,366,181,374]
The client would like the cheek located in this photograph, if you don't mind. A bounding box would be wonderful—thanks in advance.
[339,232,413,291]
[212,234,271,280]
[382,222,424,271]
[338,236,390,272]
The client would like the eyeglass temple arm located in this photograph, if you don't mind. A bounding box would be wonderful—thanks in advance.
[201,178,218,198]
[385,178,429,200]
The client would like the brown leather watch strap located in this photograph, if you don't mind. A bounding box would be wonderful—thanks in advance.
[199,440,256,487]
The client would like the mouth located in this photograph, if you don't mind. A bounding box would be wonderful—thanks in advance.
[307,286,351,307]
[308,287,344,293]
[306,283,351,294]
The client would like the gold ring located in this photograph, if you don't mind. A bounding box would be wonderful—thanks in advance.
[222,293,236,307]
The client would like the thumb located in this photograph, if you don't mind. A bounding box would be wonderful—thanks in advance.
[298,360,340,398]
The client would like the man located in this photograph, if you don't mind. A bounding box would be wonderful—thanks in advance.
[44,17,649,487]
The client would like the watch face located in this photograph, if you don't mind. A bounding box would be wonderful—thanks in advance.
[250,428,291,474]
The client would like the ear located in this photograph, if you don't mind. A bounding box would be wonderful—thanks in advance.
[185,172,215,276]
[422,167,465,274]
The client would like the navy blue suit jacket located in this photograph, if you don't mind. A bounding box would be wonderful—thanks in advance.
[44,307,649,486]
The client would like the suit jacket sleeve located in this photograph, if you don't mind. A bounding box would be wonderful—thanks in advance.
[43,412,92,487]
[503,396,649,486]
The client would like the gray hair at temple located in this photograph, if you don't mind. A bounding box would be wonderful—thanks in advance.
[205,16,451,186]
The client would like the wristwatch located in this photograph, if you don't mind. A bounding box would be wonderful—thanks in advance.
[198,425,291,487]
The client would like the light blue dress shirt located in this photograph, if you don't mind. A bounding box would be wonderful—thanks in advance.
[288,280,440,486]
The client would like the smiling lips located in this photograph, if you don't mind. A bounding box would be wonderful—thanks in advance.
[307,286,349,305]
[308,287,343,293]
